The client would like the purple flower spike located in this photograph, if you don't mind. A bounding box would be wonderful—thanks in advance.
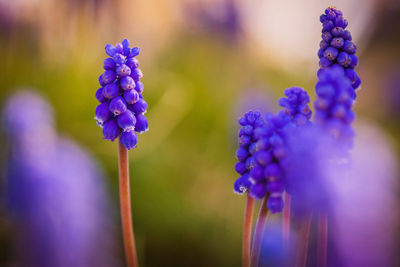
[233,111,264,195]
[318,7,360,90]
[95,39,149,149]
[234,88,312,213]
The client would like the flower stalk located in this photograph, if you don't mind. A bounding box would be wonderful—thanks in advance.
[296,212,312,267]
[283,193,291,249]
[250,194,270,267]
[118,142,138,267]
[242,194,255,267]
[317,213,328,267]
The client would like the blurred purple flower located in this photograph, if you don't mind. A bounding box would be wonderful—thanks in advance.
[384,67,400,117]
[258,222,291,266]
[330,122,399,267]
[284,125,336,217]
[184,0,241,38]
[3,90,121,267]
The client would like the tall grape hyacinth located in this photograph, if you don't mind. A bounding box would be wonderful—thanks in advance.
[233,6,362,267]
[94,39,148,267]
[95,39,148,149]
[318,7,360,90]
[249,88,312,213]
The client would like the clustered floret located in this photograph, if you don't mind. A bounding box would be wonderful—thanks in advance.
[234,88,312,213]
[94,39,148,149]
[318,7,360,91]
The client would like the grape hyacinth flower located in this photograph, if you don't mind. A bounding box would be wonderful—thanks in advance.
[234,111,265,195]
[250,87,312,213]
[95,39,149,267]
[233,89,311,267]
[95,39,148,150]
[318,7,361,90]
[2,90,119,267]
[249,88,312,267]
[231,6,363,267]
[233,111,264,267]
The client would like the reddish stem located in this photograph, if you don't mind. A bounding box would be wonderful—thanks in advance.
[296,212,312,267]
[317,213,328,267]
[250,195,270,267]
[242,194,255,267]
[283,193,291,249]
[118,142,138,267]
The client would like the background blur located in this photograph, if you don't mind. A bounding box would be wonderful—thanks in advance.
[0,0,399,266]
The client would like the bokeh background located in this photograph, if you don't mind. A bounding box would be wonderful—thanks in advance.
[0,0,399,266]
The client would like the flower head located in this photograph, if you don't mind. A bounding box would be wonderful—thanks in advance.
[318,7,360,90]
[95,39,148,149]
[233,111,264,195]
[234,88,312,213]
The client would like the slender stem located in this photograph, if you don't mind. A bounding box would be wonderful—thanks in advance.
[317,212,328,267]
[250,195,270,267]
[118,142,138,267]
[242,194,255,267]
[283,193,291,250]
[296,212,312,267]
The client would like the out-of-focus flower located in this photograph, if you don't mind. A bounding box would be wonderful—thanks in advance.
[384,68,400,117]
[284,125,336,217]
[236,88,311,213]
[330,121,399,267]
[278,87,312,126]
[314,65,356,149]
[3,90,120,267]
[259,222,292,266]
[318,7,360,89]
[183,0,241,38]
[95,39,148,150]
